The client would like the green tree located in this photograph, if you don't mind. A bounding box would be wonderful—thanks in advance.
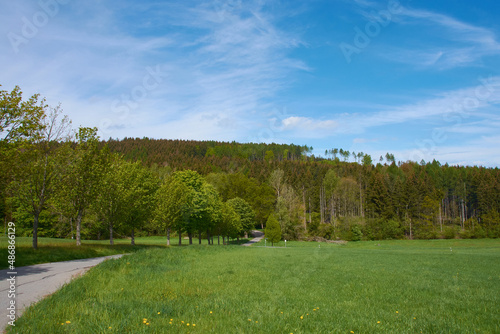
[1,85,48,226]
[94,155,124,245]
[0,85,46,144]
[227,197,255,237]
[154,176,190,246]
[58,127,109,246]
[265,214,281,246]
[119,161,158,245]
[9,107,71,249]
[220,201,241,242]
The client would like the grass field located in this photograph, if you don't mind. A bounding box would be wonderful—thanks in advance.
[7,239,500,333]
[0,236,248,269]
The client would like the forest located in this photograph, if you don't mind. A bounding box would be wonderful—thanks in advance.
[2,85,500,248]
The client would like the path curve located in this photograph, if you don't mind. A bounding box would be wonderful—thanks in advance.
[0,254,126,332]
[241,230,265,246]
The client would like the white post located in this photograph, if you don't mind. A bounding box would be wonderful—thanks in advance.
[285,240,287,247]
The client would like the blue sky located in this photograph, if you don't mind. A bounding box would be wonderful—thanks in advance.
[1,0,500,166]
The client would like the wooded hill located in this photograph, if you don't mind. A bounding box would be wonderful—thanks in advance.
[104,137,500,240]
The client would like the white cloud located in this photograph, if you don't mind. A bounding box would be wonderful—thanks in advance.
[282,116,337,130]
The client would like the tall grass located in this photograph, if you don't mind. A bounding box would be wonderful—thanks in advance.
[8,239,500,333]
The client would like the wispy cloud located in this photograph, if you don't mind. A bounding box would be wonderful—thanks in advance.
[0,0,307,140]
[351,2,500,69]
[280,76,500,135]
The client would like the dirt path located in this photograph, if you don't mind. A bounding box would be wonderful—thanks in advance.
[0,254,126,332]
[241,230,265,246]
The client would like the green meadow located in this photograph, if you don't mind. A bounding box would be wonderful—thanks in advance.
[7,238,500,333]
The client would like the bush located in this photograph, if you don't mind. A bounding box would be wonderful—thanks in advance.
[441,226,456,239]
[350,224,363,241]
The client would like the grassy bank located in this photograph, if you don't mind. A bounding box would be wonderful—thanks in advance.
[9,239,500,333]
[0,236,248,269]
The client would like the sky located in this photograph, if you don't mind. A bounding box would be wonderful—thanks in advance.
[1,0,500,167]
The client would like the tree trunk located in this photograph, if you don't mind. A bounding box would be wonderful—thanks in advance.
[206,229,211,245]
[198,231,202,244]
[109,222,114,245]
[178,229,182,246]
[302,186,306,231]
[166,227,170,246]
[218,235,220,245]
[33,211,39,249]
[188,233,193,245]
[76,210,83,246]
[309,197,312,224]
[131,228,135,245]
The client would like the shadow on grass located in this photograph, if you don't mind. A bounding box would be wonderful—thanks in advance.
[0,243,166,270]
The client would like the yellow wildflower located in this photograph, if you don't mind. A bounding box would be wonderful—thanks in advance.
[66,321,71,324]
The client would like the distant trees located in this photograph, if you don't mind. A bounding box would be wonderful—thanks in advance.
[2,85,500,246]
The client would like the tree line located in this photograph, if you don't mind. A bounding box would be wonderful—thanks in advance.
[1,85,499,249]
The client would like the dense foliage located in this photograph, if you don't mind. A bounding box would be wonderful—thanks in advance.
[1,85,499,247]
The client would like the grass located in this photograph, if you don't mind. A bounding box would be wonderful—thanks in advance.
[8,239,500,333]
[0,236,248,269]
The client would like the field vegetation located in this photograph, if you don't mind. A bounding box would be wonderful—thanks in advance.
[8,239,500,333]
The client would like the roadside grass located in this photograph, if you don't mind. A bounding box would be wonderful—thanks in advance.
[9,239,500,333]
[0,236,248,269]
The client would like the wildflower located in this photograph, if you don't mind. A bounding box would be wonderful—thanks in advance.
[158,312,161,315]
[146,323,149,325]
[210,311,213,314]
[248,319,252,321]
[61,323,64,325]
[193,324,196,327]
[396,311,399,314]
[66,321,71,324]
[187,323,190,326]
[255,321,258,323]
[109,327,112,329]
[377,321,381,324]
[170,319,173,321]
[169,322,172,325]
[300,316,303,320]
